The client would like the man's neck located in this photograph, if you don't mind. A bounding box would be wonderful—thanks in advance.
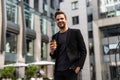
[59,26,68,33]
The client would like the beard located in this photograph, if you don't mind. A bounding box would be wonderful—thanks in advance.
[57,22,66,29]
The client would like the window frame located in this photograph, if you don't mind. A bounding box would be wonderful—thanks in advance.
[71,1,78,10]
[72,16,79,25]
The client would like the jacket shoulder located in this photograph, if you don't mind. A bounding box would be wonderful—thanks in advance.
[69,28,81,33]
[52,32,59,40]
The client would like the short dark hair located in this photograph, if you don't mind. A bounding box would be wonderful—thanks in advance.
[54,9,67,19]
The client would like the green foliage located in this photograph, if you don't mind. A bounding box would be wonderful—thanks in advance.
[25,65,38,78]
[43,77,50,80]
[1,66,16,79]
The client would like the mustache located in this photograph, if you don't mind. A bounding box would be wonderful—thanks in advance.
[58,22,64,24]
[58,22,65,25]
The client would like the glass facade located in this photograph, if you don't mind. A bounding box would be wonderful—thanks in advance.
[34,0,39,11]
[43,0,48,16]
[41,42,47,60]
[24,0,29,4]
[5,32,17,64]
[40,16,48,35]
[51,21,58,34]
[5,32,17,54]
[6,0,18,24]
[50,0,55,9]
[101,25,120,80]
[26,39,34,57]
[0,0,57,79]
[24,3,34,30]
[40,16,57,35]
[99,0,120,18]
[26,38,34,63]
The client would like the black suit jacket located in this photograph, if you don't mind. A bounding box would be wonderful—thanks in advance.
[50,28,87,70]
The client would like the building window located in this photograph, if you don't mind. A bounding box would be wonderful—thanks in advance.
[34,0,39,11]
[71,1,78,10]
[40,17,48,35]
[107,11,116,17]
[24,4,34,30]
[87,1,90,7]
[72,16,79,25]
[5,32,17,54]
[43,0,47,4]
[6,0,18,24]
[114,0,117,2]
[50,13,54,19]
[99,0,120,18]
[88,31,93,38]
[87,14,93,22]
[41,42,47,60]
[59,0,63,2]
[50,0,54,9]
[102,26,120,55]
[43,0,48,14]
[24,0,29,4]
[26,39,34,56]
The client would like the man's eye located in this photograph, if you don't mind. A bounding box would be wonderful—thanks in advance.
[56,19,59,21]
[56,18,64,21]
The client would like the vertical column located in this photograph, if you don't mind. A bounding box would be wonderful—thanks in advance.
[47,21,53,78]
[92,0,99,20]
[78,0,91,80]
[0,0,2,55]
[93,21,102,80]
[0,0,7,68]
[47,20,52,61]
[0,0,3,68]
[17,0,26,78]
[34,14,41,61]
[17,0,26,62]
[47,20,54,79]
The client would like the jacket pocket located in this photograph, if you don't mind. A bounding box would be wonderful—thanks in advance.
[67,48,80,63]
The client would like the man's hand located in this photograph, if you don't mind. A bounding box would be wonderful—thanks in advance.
[75,67,80,74]
[50,42,57,54]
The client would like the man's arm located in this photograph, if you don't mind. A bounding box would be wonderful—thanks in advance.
[76,29,87,69]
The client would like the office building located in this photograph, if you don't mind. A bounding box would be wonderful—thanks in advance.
[0,0,59,78]
[92,0,120,80]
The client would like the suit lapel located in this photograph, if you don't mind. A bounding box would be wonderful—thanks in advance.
[66,28,71,45]
[55,32,59,43]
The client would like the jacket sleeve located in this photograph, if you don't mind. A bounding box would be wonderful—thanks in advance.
[76,29,87,69]
[49,34,57,59]
[50,51,57,59]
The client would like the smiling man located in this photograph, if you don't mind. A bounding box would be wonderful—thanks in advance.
[50,10,87,80]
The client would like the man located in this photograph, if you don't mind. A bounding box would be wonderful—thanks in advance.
[50,10,87,80]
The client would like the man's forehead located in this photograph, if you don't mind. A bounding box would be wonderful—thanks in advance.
[56,14,65,18]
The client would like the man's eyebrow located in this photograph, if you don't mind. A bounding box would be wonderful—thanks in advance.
[56,18,64,20]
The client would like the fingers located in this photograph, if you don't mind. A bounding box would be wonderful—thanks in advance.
[50,40,57,54]
[75,67,80,74]
[50,44,57,53]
